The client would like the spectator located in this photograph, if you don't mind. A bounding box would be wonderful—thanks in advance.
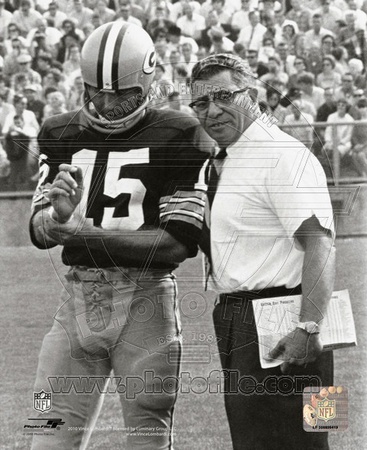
[60,18,84,42]
[166,24,198,54]
[0,91,15,134]
[23,83,45,123]
[66,74,84,110]
[281,22,298,53]
[260,54,289,87]
[324,97,354,166]
[146,1,174,37]
[348,57,364,82]
[316,87,337,145]
[304,13,334,51]
[116,0,143,26]
[3,23,27,54]
[284,99,314,148]
[154,40,170,66]
[321,34,336,56]
[233,42,247,60]
[231,0,251,38]
[26,18,62,52]
[347,88,363,119]
[265,87,287,123]
[346,0,367,30]
[181,42,197,77]
[287,56,312,89]
[2,94,39,136]
[276,42,296,76]
[62,42,80,78]
[3,36,23,77]
[286,0,311,31]
[307,45,324,78]
[12,0,43,37]
[170,0,200,23]
[57,29,81,63]
[209,0,231,26]
[43,2,67,30]
[258,36,276,64]
[42,67,69,100]
[316,87,337,122]
[43,90,67,119]
[283,87,317,117]
[0,0,13,40]
[3,114,32,187]
[177,2,205,41]
[291,32,306,58]
[334,72,356,103]
[94,0,115,24]
[337,10,367,62]
[208,25,234,53]
[237,10,267,51]
[351,97,367,176]
[70,0,94,29]
[35,52,52,79]
[298,72,324,111]
[316,0,342,34]
[0,75,14,103]
[316,55,342,89]
[247,49,269,78]
[332,46,350,75]
[11,53,42,89]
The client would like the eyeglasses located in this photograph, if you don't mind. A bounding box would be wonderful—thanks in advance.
[342,79,353,82]
[354,93,363,97]
[189,87,251,112]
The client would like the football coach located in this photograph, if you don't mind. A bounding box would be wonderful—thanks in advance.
[189,54,336,449]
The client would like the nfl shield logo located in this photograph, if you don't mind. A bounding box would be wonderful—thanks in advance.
[33,390,52,413]
[317,397,336,422]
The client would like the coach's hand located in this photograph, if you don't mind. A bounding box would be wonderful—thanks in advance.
[267,328,323,374]
[48,164,83,223]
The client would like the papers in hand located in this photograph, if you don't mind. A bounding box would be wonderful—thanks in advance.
[253,290,357,369]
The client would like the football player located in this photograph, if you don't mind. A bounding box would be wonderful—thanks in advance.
[29,22,211,449]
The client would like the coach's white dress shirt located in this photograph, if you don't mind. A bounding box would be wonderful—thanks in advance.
[208,118,334,293]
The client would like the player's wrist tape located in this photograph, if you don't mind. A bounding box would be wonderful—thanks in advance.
[48,206,74,224]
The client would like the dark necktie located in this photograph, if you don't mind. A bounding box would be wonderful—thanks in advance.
[200,149,227,287]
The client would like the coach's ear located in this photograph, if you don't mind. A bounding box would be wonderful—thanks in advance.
[248,87,258,103]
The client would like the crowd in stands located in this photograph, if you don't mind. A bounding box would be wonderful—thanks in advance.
[1,0,367,189]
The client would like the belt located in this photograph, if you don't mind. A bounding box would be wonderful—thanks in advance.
[218,284,302,303]
[65,266,171,283]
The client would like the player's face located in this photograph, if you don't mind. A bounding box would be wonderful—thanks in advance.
[87,85,143,121]
[191,70,254,148]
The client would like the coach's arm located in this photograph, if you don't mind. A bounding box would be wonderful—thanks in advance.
[268,215,336,373]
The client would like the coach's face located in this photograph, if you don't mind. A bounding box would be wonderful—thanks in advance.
[192,70,255,149]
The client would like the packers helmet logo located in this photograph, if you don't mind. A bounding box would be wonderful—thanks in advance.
[143,47,156,74]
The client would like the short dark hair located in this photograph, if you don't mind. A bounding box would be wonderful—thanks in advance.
[357,97,367,108]
[191,53,255,88]
[167,25,181,36]
[297,73,314,85]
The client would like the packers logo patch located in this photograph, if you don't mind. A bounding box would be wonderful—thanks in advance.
[143,47,156,74]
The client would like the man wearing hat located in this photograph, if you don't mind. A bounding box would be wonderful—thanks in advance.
[23,84,45,124]
[11,52,42,88]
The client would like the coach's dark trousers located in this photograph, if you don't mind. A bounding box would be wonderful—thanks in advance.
[213,285,333,450]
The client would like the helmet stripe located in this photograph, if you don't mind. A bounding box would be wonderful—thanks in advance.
[102,21,127,89]
[97,22,113,88]
[111,24,129,90]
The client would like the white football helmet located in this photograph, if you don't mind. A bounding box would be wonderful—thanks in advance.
[80,22,156,133]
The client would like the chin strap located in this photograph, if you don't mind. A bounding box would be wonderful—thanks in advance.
[82,87,149,134]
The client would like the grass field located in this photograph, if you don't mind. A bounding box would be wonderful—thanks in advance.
[0,231,366,449]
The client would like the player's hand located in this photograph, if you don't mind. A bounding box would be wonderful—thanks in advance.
[266,329,323,374]
[48,165,83,223]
